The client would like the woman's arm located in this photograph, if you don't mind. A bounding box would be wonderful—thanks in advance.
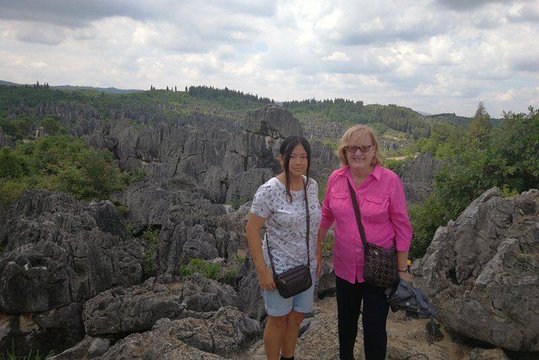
[316,227,329,277]
[388,175,413,251]
[317,173,335,277]
[388,173,413,282]
[245,213,275,290]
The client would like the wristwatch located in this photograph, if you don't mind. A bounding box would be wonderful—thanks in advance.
[398,267,409,273]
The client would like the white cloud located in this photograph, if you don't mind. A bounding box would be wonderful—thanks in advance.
[323,51,350,62]
[0,0,538,117]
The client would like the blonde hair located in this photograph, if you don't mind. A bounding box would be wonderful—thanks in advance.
[336,124,384,166]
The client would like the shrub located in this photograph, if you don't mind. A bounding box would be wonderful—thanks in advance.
[180,258,221,280]
[142,226,160,278]
[219,267,239,285]
[0,135,130,206]
[0,179,28,207]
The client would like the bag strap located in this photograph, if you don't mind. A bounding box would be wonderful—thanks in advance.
[267,178,310,273]
[347,179,367,247]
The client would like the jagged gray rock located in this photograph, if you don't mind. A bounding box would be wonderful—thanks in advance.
[48,335,111,360]
[236,259,266,321]
[111,178,225,229]
[157,207,225,274]
[400,153,444,204]
[246,105,303,140]
[56,306,261,360]
[83,274,239,336]
[90,105,327,211]
[0,191,143,313]
[412,187,539,351]
[165,306,262,354]
[0,190,144,355]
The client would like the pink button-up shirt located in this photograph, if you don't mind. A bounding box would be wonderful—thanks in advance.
[320,165,412,284]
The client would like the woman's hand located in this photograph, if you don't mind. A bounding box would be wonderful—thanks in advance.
[257,266,276,290]
[397,252,412,283]
[398,270,413,283]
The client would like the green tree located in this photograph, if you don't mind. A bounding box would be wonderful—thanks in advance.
[409,107,539,259]
[485,107,539,192]
[39,116,67,135]
[0,135,130,206]
[468,102,492,148]
[0,148,26,178]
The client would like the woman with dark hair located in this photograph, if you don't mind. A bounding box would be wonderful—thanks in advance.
[317,124,412,360]
[246,136,322,360]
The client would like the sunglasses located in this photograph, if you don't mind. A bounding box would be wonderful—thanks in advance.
[346,145,372,154]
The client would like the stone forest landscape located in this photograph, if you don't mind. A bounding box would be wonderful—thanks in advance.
[0,82,537,360]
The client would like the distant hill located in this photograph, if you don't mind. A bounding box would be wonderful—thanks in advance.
[2,81,501,151]
[0,79,142,94]
[426,112,501,127]
[0,80,20,86]
[426,113,471,126]
[52,85,143,94]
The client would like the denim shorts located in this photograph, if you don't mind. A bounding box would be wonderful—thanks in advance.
[262,275,315,317]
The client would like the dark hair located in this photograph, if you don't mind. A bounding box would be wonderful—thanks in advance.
[279,136,311,202]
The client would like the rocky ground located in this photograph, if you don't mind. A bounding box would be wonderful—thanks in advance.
[239,295,510,360]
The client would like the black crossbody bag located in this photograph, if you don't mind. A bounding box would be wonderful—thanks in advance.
[347,180,399,288]
[267,181,312,299]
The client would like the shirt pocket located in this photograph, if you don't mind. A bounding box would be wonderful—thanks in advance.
[330,192,350,210]
[362,195,389,222]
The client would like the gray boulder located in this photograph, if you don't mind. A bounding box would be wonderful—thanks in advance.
[157,207,222,274]
[246,104,303,140]
[48,335,111,360]
[56,306,261,360]
[0,191,143,314]
[111,177,225,230]
[0,190,144,355]
[236,259,266,321]
[412,187,539,351]
[83,273,239,336]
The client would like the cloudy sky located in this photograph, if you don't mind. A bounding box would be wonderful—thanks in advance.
[1,0,538,117]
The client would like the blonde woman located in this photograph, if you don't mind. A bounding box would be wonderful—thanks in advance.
[317,125,412,360]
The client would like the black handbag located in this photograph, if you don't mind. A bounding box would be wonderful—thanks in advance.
[267,181,312,299]
[347,180,398,288]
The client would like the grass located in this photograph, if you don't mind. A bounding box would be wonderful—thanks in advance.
[0,349,55,360]
[180,258,240,285]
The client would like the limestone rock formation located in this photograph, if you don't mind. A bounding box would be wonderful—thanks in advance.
[400,152,444,204]
[0,190,144,355]
[52,306,261,360]
[83,274,239,336]
[412,187,539,351]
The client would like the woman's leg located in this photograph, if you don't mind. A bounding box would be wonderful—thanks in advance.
[361,283,390,360]
[336,276,363,360]
[264,314,288,360]
[280,310,305,358]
